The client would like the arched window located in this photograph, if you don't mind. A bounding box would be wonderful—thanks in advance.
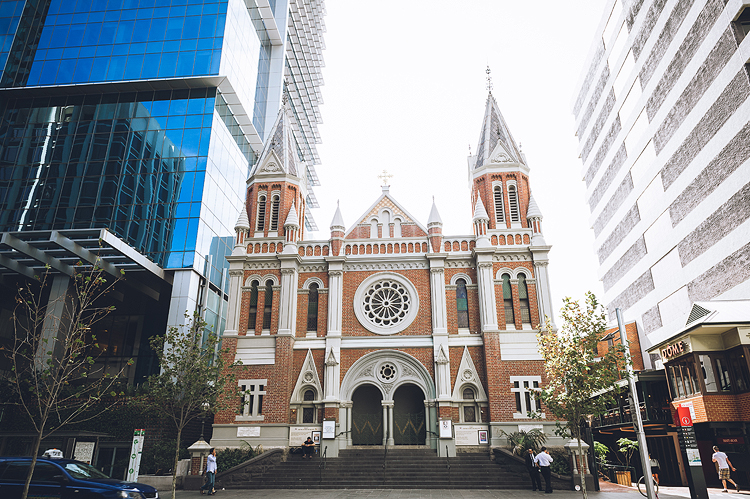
[262,280,273,330]
[269,195,280,231]
[493,185,505,226]
[508,185,520,223]
[381,211,390,238]
[302,389,316,423]
[307,283,319,332]
[256,195,266,231]
[519,274,531,325]
[370,218,378,238]
[248,280,259,331]
[393,218,402,238]
[462,387,477,422]
[502,273,515,326]
[456,278,469,329]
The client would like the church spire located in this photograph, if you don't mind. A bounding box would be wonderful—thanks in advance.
[470,85,525,170]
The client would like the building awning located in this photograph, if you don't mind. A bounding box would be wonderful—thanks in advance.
[0,228,171,301]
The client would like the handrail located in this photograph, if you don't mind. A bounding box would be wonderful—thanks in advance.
[383,429,389,469]
[319,446,327,483]
[446,445,451,484]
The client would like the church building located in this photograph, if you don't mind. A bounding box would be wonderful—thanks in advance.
[212,90,560,455]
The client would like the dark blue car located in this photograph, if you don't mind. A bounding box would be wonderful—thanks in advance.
[0,457,158,499]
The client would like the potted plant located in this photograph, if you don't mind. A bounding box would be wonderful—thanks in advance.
[614,438,638,485]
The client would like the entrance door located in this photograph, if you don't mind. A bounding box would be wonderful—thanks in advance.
[393,384,426,445]
[352,385,383,445]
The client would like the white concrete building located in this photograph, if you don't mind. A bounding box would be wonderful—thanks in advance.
[571,0,750,367]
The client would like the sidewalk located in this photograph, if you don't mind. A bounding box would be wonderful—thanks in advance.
[175,486,748,499]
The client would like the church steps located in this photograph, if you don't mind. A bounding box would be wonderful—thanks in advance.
[225,449,531,489]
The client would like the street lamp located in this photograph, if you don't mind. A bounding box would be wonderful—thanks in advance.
[199,401,210,440]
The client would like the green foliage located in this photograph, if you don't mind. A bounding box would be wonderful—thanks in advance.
[8,263,128,499]
[216,443,255,473]
[501,428,548,456]
[535,292,628,499]
[616,437,639,468]
[144,311,240,499]
[594,441,610,470]
[549,449,571,475]
[140,439,189,476]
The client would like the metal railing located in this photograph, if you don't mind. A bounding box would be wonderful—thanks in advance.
[446,445,451,484]
[319,446,327,483]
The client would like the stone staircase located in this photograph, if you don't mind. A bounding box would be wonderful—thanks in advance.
[231,448,534,489]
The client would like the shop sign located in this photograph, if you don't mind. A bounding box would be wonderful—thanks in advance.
[660,340,687,361]
[718,437,744,444]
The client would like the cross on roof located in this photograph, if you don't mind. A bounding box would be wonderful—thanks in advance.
[378,170,393,186]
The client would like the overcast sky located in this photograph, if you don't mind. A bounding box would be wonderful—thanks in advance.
[310,0,610,320]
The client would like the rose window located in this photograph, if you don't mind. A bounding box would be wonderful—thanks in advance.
[379,363,397,382]
[362,280,411,328]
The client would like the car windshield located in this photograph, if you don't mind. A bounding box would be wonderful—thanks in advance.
[64,462,111,480]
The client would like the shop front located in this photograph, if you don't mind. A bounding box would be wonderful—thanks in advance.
[648,301,750,489]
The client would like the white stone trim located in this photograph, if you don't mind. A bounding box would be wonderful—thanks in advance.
[302,277,325,289]
[353,272,420,335]
[339,349,436,402]
[450,273,473,285]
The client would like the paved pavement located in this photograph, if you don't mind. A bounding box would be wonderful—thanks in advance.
[174,486,749,499]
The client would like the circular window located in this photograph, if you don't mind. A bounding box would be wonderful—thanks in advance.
[354,273,419,335]
[379,363,397,382]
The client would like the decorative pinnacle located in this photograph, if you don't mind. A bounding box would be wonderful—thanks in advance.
[486,66,493,93]
[378,169,393,186]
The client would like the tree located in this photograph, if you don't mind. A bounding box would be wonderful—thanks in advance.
[536,292,627,499]
[145,312,239,499]
[8,263,129,499]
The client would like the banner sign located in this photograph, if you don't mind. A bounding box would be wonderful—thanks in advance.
[126,429,145,483]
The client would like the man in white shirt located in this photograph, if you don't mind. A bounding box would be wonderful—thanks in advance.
[534,446,554,493]
[200,448,217,496]
[712,445,739,493]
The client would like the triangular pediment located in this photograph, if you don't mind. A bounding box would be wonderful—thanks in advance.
[451,347,488,402]
[291,349,323,403]
[253,103,301,178]
[472,93,524,169]
[344,189,428,238]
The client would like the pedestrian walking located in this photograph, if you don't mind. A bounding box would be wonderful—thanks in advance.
[535,446,554,493]
[525,448,542,491]
[712,445,740,493]
[200,448,217,496]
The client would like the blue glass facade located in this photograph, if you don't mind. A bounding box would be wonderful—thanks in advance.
[19,0,227,87]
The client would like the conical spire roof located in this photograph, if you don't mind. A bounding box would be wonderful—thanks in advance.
[330,200,345,229]
[235,207,250,230]
[427,197,442,226]
[253,102,301,177]
[473,195,489,221]
[472,92,524,169]
[526,192,543,219]
[284,202,299,227]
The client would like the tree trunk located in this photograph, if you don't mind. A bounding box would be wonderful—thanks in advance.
[171,427,182,499]
[576,429,588,499]
[21,431,44,499]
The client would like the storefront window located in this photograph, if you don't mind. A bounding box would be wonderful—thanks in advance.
[667,357,700,399]
[727,348,750,393]
[716,358,732,392]
[700,355,718,392]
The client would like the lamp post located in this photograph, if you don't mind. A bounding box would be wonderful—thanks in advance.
[199,401,210,440]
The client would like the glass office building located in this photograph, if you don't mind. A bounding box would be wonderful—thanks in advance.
[0,0,325,383]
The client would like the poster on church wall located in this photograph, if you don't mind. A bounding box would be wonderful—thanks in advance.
[289,426,320,446]
[454,425,488,445]
[322,420,335,439]
[439,419,452,438]
[237,426,261,437]
[73,441,95,464]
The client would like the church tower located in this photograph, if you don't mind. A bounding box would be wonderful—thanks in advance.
[215,78,559,456]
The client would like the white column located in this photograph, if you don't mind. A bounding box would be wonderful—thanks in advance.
[533,260,556,329]
[435,345,451,400]
[326,258,345,336]
[428,259,448,335]
[38,275,72,369]
[324,346,340,401]
[277,254,299,336]
[223,269,243,335]
[343,402,353,446]
[475,254,499,332]
[382,403,388,445]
